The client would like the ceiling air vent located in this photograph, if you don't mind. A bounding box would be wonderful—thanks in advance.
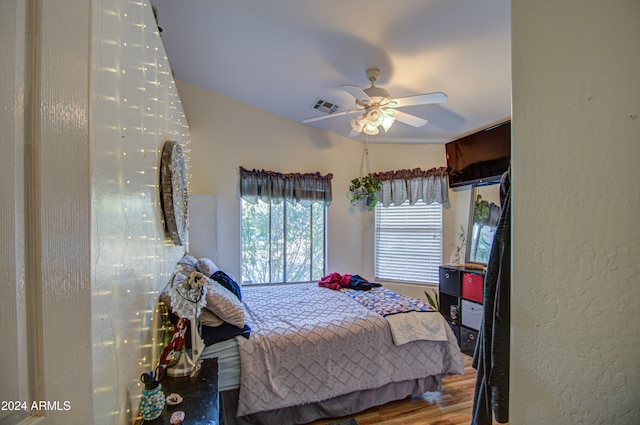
[311,98,339,114]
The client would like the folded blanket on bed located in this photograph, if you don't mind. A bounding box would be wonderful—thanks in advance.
[342,287,449,345]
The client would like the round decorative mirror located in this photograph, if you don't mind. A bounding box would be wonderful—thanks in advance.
[160,141,188,246]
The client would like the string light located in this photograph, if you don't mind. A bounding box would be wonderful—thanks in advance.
[92,2,195,417]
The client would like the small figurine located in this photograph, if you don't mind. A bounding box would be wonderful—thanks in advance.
[170,411,185,424]
[165,393,183,406]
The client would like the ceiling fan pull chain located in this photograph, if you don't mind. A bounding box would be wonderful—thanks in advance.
[359,141,365,179]
[359,134,371,179]
[365,135,371,175]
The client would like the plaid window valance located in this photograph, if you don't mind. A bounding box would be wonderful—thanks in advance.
[371,167,449,206]
[239,166,333,207]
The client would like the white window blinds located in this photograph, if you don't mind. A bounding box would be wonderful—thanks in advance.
[375,200,443,284]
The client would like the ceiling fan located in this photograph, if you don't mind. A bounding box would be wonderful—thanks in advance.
[303,67,448,137]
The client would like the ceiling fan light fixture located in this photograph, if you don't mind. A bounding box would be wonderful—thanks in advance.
[365,107,384,127]
[350,114,367,133]
[350,106,397,135]
[363,122,380,135]
[381,109,395,132]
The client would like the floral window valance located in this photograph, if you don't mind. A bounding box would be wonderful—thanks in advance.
[239,166,333,207]
[370,166,449,207]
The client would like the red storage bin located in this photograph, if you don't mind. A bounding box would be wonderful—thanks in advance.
[461,272,484,303]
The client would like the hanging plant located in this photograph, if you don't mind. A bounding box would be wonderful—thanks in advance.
[349,174,382,210]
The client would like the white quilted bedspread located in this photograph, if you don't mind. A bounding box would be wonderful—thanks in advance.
[236,284,463,417]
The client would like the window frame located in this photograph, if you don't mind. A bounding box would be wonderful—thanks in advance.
[241,199,327,285]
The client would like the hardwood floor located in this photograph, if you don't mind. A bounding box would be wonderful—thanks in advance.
[308,354,497,425]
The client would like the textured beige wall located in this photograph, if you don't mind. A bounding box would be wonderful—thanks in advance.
[0,2,29,423]
[511,1,640,423]
[177,80,364,278]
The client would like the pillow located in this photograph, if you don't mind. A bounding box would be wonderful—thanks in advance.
[197,257,219,276]
[177,252,198,272]
[170,270,188,287]
[210,270,242,301]
[160,282,224,328]
[204,281,246,328]
[199,308,224,327]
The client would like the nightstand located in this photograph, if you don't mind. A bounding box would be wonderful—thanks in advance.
[141,357,219,425]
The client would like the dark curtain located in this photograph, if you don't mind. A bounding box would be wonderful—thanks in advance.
[471,169,510,424]
[370,166,449,206]
[239,166,333,207]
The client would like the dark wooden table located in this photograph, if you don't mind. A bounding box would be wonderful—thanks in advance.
[142,357,219,425]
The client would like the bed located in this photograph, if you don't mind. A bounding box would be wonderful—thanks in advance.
[196,282,464,425]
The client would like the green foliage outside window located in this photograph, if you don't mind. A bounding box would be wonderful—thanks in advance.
[241,200,325,284]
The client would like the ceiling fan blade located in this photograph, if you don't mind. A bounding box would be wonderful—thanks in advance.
[394,110,428,128]
[348,128,361,138]
[341,84,372,105]
[391,92,448,108]
[302,108,361,124]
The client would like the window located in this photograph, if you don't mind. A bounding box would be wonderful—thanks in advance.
[375,200,443,284]
[241,199,326,285]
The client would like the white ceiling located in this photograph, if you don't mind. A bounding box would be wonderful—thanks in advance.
[151,0,511,144]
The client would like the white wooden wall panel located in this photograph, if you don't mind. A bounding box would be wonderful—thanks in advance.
[188,195,218,261]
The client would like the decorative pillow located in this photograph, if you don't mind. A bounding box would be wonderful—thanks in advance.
[159,284,223,328]
[177,252,198,272]
[197,257,219,276]
[170,270,188,287]
[210,270,242,301]
[204,281,246,328]
[199,308,224,327]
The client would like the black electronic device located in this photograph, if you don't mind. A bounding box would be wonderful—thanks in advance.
[445,121,511,187]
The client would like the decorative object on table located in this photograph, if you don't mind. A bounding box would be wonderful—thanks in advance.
[159,316,196,378]
[448,225,466,264]
[349,135,382,210]
[169,270,207,320]
[160,141,188,246]
[165,393,183,406]
[169,410,185,424]
[166,344,197,378]
[139,366,166,420]
[158,316,188,369]
[161,269,210,377]
[463,262,487,271]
